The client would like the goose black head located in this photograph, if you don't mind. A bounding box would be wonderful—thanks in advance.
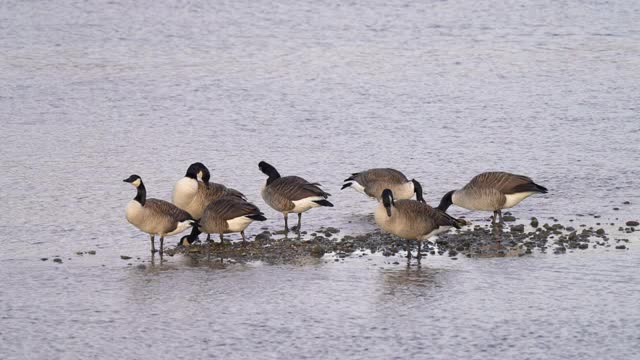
[177,233,199,247]
[258,161,281,181]
[382,189,394,217]
[178,223,201,247]
[123,174,142,187]
[124,174,146,205]
[199,164,212,184]
[412,179,426,203]
[185,162,205,179]
[437,190,455,212]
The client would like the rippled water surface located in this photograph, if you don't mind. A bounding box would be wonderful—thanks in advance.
[1,1,639,359]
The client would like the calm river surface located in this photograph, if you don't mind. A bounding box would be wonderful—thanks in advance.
[1,1,639,359]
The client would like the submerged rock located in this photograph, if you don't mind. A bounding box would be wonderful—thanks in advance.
[530,217,539,228]
[310,244,325,258]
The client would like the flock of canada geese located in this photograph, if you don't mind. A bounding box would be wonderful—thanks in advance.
[124,161,548,257]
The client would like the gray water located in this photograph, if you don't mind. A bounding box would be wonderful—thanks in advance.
[1,0,640,359]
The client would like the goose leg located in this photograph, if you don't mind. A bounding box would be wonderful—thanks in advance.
[417,241,422,259]
[406,239,412,259]
[497,209,503,223]
[492,211,498,225]
[160,236,164,255]
[219,233,224,244]
[241,231,247,243]
[206,233,211,242]
[150,235,156,254]
[284,214,289,232]
[297,213,302,232]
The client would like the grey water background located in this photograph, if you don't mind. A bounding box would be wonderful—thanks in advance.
[1,0,639,359]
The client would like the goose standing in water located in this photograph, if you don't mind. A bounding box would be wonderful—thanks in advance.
[437,172,548,224]
[195,196,267,244]
[172,162,245,241]
[375,189,461,259]
[123,175,196,255]
[258,161,333,233]
[341,168,425,203]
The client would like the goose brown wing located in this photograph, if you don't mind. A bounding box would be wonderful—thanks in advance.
[224,186,246,200]
[270,176,330,201]
[356,169,409,198]
[465,172,536,195]
[203,182,246,201]
[357,168,408,186]
[395,200,461,229]
[207,197,263,220]
[146,199,193,222]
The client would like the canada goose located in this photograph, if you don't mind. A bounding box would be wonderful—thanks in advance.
[123,175,196,254]
[258,161,333,232]
[172,162,245,240]
[341,168,425,203]
[195,196,267,243]
[376,189,461,258]
[437,172,548,224]
[173,162,246,219]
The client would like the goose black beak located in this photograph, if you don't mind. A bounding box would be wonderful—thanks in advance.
[385,206,392,217]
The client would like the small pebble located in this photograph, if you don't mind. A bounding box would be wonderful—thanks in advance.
[625,221,639,227]
[53,258,63,264]
[120,255,132,260]
[615,245,626,250]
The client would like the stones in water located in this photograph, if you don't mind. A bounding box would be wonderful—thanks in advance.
[310,244,325,258]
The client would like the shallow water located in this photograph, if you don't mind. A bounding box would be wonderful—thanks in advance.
[1,0,639,359]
